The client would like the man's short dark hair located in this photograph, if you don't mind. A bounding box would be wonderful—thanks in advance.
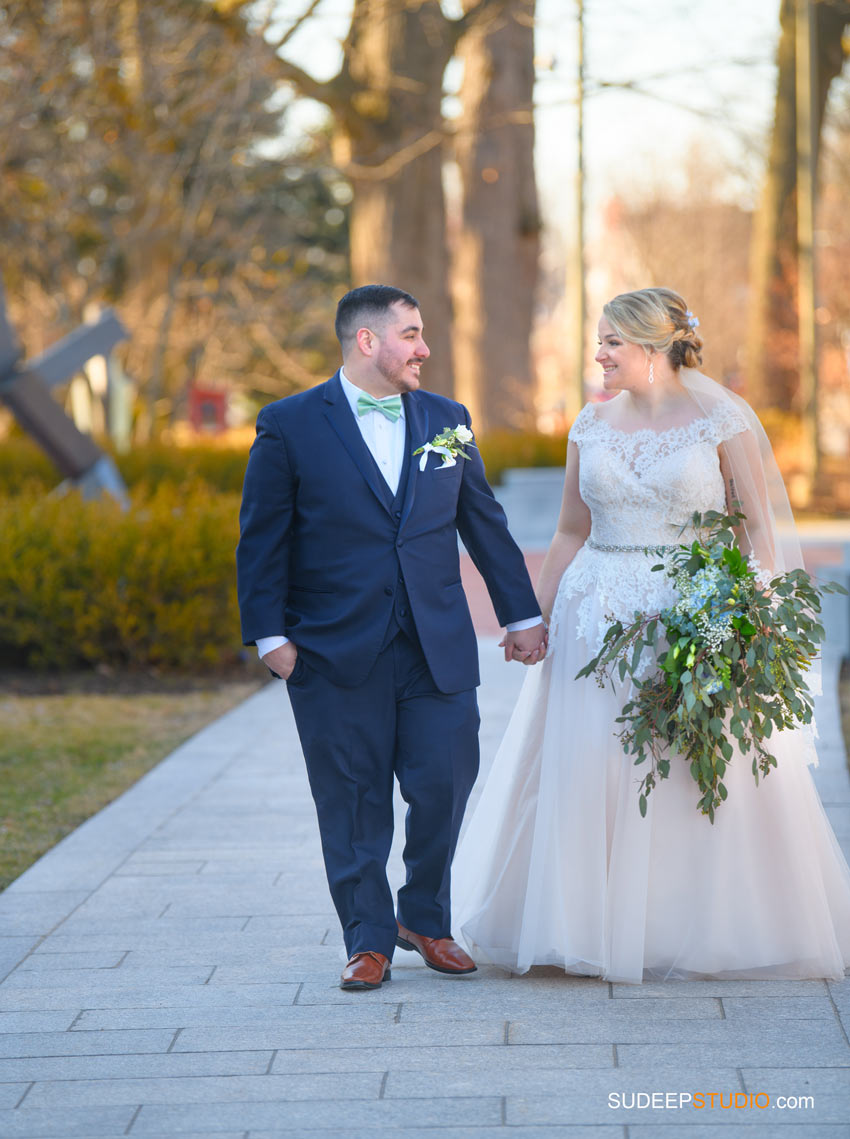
[335,285,420,347]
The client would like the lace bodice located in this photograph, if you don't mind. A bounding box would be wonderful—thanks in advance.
[569,400,749,548]
[552,400,750,652]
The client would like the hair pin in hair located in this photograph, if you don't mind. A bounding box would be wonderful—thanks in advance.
[686,310,700,330]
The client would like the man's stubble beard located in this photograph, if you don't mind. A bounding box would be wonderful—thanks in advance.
[376,357,421,395]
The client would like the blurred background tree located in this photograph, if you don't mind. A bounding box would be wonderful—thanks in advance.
[452,0,540,431]
[746,0,850,413]
[1,0,542,431]
[0,0,348,437]
[271,0,540,421]
[1,0,848,493]
[274,0,478,400]
[603,152,752,389]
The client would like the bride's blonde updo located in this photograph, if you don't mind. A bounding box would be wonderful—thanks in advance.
[603,287,703,370]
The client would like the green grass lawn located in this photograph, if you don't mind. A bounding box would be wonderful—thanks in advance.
[0,680,261,891]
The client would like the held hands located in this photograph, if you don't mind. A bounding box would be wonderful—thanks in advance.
[262,641,299,680]
[266,626,549,675]
[500,622,548,666]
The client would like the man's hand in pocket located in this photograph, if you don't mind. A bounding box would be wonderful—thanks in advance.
[262,642,299,680]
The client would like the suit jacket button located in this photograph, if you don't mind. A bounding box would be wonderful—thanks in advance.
[397,539,404,548]
[384,587,393,596]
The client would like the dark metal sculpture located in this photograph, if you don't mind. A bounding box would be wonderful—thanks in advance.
[0,281,129,504]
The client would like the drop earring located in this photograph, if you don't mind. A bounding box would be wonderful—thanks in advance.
[648,360,655,385]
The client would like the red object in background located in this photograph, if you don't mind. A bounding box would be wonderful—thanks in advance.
[188,386,228,433]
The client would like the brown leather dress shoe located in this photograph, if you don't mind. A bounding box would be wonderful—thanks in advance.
[339,951,391,990]
[396,922,478,975]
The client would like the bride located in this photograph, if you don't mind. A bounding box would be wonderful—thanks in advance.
[453,286,850,983]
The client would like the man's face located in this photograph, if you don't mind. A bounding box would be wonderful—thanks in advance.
[371,302,430,394]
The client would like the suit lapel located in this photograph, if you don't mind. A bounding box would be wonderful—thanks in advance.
[398,391,428,531]
[322,372,394,515]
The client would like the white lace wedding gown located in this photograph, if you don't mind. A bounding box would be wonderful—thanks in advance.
[453,401,850,982]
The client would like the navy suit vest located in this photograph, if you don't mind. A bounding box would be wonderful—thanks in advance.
[358,418,418,650]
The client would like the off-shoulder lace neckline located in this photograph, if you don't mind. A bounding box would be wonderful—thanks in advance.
[583,400,712,439]
[572,399,746,480]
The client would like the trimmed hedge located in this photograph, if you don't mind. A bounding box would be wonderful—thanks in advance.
[0,438,58,494]
[0,438,248,495]
[0,407,807,496]
[476,431,567,486]
[0,484,243,670]
[0,430,566,497]
[0,431,571,672]
[116,443,248,494]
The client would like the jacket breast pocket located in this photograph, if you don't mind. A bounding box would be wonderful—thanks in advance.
[424,466,462,489]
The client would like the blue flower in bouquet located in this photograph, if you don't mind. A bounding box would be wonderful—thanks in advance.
[681,565,723,610]
[672,565,736,651]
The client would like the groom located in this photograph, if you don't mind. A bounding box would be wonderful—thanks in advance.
[237,285,545,990]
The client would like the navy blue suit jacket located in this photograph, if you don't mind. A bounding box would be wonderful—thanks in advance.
[236,372,539,694]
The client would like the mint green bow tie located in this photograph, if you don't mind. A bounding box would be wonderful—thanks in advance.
[356,393,402,422]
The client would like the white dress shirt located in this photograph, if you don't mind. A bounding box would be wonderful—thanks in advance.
[338,369,407,495]
[256,369,540,659]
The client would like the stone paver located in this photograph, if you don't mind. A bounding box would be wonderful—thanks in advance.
[0,525,848,1134]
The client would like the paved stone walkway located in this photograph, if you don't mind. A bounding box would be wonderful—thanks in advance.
[1,521,849,1136]
[1,636,848,1136]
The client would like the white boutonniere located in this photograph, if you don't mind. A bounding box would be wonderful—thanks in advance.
[413,424,475,471]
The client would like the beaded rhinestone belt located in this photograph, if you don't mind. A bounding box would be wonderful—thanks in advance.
[586,538,678,554]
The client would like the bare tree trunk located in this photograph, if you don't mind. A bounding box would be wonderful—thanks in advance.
[339,1,456,396]
[746,0,850,410]
[330,0,462,398]
[452,0,539,430]
[276,1,509,401]
[117,0,144,102]
[140,266,180,441]
[746,0,797,410]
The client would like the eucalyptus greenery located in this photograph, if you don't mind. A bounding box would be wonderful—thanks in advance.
[577,511,846,823]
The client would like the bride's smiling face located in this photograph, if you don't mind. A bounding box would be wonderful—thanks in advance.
[595,317,650,391]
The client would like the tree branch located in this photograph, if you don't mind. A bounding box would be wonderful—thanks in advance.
[269,0,324,52]
[247,318,327,387]
[275,56,347,110]
[344,129,445,180]
[344,108,533,181]
[451,0,513,48]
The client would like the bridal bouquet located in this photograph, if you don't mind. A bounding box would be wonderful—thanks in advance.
[577,511,846,822]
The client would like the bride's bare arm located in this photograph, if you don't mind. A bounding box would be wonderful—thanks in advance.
[536,442,592,623]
